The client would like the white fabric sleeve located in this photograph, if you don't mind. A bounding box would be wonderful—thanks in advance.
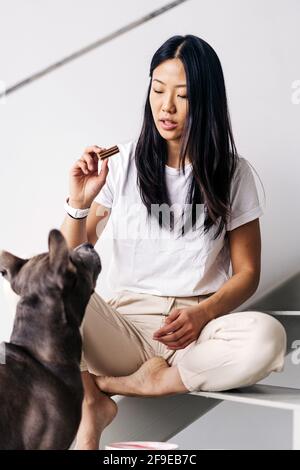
[226,157,264,231]
[94,159,115,208]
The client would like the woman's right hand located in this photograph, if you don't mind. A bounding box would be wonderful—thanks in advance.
[69,145,110,208]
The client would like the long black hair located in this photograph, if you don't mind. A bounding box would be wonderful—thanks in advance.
[135,34,241,240]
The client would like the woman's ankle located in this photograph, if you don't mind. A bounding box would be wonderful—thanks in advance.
[74,434,99,450]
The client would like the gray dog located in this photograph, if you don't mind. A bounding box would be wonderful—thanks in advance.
[0,229,101,449]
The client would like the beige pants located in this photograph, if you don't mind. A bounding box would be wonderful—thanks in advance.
[80,289,287,392]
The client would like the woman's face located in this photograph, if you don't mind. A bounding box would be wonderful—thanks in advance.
[149,59,189,142]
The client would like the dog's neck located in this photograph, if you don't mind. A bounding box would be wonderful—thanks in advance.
[10,291,84,369]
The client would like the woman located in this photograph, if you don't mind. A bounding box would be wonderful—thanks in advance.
[61,35,286,450]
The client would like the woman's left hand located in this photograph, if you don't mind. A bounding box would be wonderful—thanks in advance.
[153,305,212,350]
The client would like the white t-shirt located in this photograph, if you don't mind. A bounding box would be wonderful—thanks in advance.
[94,139,264,297]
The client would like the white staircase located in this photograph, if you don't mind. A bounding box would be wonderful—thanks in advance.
[3,274,299,449]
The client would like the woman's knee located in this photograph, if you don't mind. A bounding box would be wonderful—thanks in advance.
[243,311,287,374]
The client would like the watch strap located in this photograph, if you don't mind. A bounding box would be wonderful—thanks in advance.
[64,197,90,219]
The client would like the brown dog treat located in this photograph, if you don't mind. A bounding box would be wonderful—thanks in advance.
[97,145,119,160]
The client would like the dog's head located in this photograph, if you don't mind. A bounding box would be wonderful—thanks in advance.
[0,229,101,325]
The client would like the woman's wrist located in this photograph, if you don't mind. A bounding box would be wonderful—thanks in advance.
[68,197,92,209]
[195,298,216,322]
[64,197,91,220]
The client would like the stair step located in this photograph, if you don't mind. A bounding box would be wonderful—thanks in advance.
[192,384,300,410]
[266,311,300,316]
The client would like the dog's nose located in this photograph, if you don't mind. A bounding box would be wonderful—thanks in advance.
[83,243,94,250]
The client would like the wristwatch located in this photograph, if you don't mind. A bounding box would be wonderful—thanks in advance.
[64,197,91,219]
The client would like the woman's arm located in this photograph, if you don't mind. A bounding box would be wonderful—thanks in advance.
[60,145,110,250]
[197,218,261,320]
[60,201,111,250]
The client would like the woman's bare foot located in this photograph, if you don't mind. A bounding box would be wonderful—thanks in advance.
[95,356,172,397]
[74,390,118,450]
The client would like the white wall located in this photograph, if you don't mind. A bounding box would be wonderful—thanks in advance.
[0,0,299,449]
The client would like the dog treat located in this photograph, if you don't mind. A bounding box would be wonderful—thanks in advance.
[97,145,119,160]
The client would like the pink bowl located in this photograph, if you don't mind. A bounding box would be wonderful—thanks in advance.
[105,441,179,450]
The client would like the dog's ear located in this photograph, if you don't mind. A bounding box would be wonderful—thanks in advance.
[0,250,28,283]
[48,229,76,278]
[48,229,68,268]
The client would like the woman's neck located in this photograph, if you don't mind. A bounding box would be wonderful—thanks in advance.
[166,141,190,168]
[166,153,191,168]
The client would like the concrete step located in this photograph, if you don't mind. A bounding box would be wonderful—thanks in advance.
[100,384,300,450]
[266,311,300,317]
[192,384,300,411]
